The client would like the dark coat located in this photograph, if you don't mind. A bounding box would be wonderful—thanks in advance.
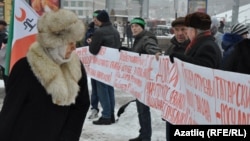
[131,30,161,55]
[221,38,250,74]
[221,33,243,64]
[89,22,121,55]
[171,34,222,69]
[0,43,90,141]
[164,36,190,55]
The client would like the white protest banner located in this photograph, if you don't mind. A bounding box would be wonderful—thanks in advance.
[76,46,250,124]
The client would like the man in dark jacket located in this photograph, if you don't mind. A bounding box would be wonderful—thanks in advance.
[128,17,161,141]
[156,17,190,141]
[156,17,190,58]
[88,10,121,125]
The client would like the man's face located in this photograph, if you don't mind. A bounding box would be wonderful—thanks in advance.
[93,17,101,27]
[131,24,143,36]
[172,25,188,43]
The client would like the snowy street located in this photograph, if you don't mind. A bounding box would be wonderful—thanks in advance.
[0,79,166,141]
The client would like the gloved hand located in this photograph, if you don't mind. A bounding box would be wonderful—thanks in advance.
[119,46,131,52]
[169,53,175,63]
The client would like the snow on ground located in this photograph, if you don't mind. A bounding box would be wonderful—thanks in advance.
[80,89,166,141]
[0,78,166,141]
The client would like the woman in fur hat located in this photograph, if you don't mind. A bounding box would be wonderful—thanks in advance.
[0,9,90,141]
[170,12,222,69]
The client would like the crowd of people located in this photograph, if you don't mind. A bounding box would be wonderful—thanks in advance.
[0,6,249,141]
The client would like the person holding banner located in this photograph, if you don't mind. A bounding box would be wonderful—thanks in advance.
[127,17,161,141]
[167,12,221,141]
[0,9,90,141]
[169,12,222,69]
[156,17,190,141]
[88,10,121,125]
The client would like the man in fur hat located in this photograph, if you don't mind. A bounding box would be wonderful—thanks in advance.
[0,9,90,141]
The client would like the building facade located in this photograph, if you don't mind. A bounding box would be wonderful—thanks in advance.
[61,0,105,22]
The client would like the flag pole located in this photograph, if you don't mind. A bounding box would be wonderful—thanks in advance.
[5,0,15,76]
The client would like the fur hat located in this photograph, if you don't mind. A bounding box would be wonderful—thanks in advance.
[231,23,249,36]
[184,12,211,30]
[171,17,185,27]
[96,10,110,23]
[37,9,85,49]
[130,17,146,29]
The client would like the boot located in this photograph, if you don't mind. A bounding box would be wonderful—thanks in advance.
[111,114,115,123]
[93,117,112,125]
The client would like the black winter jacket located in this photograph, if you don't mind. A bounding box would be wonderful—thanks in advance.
[89,22,120,55]
[131,30,161,55]
[171,33,222,69]
[0,43,90,141]
[164,37,190,55]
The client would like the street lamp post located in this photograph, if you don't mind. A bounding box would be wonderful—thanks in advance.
[174,0,178,19]
[232,0,239,25]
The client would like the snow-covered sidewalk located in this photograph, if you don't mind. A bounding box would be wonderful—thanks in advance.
[80,89,166,141]
[0,79,166,141]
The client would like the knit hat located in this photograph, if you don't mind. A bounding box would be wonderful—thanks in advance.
[96,10,110,23]
[231,23,249,36]
[93,10,101,17]
[171,17,185,27]
[184,12,211,30]
[130,17,146,29]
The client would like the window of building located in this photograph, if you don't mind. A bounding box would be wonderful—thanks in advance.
[78,1,83,7]
[63,1,68,6]
[78,10,83,16]
[71,1,76,7]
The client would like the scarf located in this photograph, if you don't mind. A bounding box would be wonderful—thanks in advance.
[185,30,212,54]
